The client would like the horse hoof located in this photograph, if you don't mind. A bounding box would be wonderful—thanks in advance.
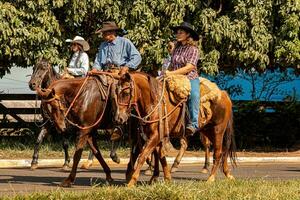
[226,174,235,180]
[207,176,215,183]
[170,167,178,173]
[144,168,153,176]
[149,176,159,184]
[112,157,120,164]
[200,168,209,174]
[60,180,73,187]
[106,177,114,183]
[62,165,70,171]
[127,181,135,188]
[80,161,93,169]
[30,163,38,170]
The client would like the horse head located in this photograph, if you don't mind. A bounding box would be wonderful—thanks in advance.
[29,58,59,90]
[114,72,135,124]
[36,86,67,132]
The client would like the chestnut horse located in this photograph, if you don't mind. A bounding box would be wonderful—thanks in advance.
[37,74,116,187]
[114,72,236,186]
[28,59,71,170]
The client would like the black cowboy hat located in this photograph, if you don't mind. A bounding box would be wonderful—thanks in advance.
[95,21,121,34]
[171,22,199,41]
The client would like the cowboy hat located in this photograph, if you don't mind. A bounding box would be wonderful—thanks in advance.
[66,36,90,51]
[95,21,121,34]
[171,22,199,41]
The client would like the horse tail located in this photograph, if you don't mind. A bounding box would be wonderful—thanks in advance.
[222,98,237,167]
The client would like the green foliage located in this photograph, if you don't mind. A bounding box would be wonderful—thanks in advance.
[0,0,299,77]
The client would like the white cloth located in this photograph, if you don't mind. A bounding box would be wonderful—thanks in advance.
[68,52,89,76]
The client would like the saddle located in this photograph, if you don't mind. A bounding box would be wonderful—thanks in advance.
[165,75,222,128]
[199,77,222,128]
[165,74,191,103]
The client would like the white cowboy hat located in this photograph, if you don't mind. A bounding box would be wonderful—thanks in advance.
[66,36,90,51]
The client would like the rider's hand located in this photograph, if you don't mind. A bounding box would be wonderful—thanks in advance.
[165,70,172,76]
[119,66,129,77]
[88,68,98,75]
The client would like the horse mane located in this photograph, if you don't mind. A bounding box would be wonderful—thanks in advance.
[131,72,161,103]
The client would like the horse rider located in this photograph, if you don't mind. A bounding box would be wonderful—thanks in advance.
[65,36,90,77]
[92,21,142,140]
[165,22,200,135]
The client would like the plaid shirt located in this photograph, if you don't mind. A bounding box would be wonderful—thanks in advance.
[170,44,199,80]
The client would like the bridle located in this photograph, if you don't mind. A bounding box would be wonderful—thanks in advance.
[117,76,137,113]
[116,74,187,124]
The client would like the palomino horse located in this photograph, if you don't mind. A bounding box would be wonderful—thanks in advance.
[36,73,118,187]
[28,59,71,170]
[114,72,236,186]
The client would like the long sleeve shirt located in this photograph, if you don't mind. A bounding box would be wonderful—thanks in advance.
[171,44,199,80]
[68,51,89,77]
[93,36,141,70]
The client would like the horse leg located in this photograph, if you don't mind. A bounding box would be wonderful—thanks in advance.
[171,137,188,173]
[128,134,159,187]
[200,134,210,174]
[110,140,121,164]
[87,134,113,183]
[80,129,97,169]
[31,127,48,170]
[149,149,160,184]
[158,144,172,182]
[144,153,155,176]
[206,126,225,182]
[62,135,71,170]
[60,133,87,187]
[126,143,141,182]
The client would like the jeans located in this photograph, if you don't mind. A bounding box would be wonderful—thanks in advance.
[187,78,200,129]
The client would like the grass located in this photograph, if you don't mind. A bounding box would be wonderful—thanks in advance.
[1,179,300,200]
[0,136,131,159]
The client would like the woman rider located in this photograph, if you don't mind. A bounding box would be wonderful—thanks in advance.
[65,36,90,77]
[166,22,200,135]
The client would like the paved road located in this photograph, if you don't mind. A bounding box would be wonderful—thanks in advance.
[0,163,299,196]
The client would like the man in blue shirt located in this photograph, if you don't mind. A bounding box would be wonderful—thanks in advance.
[92,21,141,144]
[93,21,141,75]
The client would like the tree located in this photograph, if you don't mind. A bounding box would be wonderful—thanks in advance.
[0,0,299,77]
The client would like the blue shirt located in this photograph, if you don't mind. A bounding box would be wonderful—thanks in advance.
[93,36,141,70]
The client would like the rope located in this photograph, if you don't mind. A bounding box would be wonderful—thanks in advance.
[64,82,112,130]
[130,99,186,124]
[64,76,89,117]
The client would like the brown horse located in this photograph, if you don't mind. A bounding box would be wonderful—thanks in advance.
[37,74,116,187]
[114,72,236,186]
[28,59,71,170]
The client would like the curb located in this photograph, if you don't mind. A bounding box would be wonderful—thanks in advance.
[0,157,300,168]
